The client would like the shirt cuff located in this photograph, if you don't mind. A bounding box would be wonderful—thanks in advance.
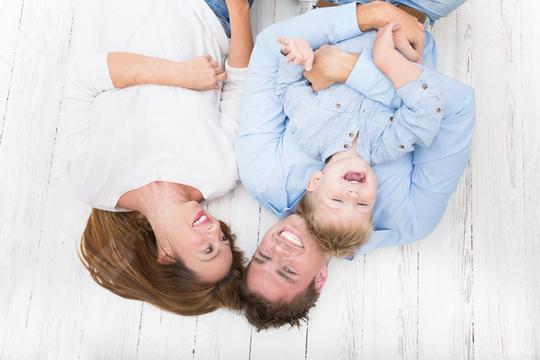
[323,2,363,42]
[397,67,441,108]
[75,52,115,92]
[225,59,248,83]
[277,60,305,82]
[344,49,382,94]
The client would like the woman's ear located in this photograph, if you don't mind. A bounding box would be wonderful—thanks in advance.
[156,238,176,265]
[306,171,323,192]
[314,261,329,293]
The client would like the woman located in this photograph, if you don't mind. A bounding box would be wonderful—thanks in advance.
[63,0,253,315]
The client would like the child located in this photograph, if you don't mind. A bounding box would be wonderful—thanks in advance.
[275,23,444,256]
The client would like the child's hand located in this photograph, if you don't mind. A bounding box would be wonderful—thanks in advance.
[277,37,314,71]
[373,22,409,72]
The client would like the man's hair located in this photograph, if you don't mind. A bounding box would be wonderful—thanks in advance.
[238,265,319,330]
[296,192,373,257]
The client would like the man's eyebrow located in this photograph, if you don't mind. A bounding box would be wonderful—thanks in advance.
[276,269,296,284]
[201,249,220,262]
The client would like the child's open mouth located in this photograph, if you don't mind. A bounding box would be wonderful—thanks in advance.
[344,171,366,184]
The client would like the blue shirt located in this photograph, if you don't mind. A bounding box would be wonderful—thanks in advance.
[235,3,475,255]
[276,55,445,166]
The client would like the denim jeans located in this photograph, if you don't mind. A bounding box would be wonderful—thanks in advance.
[322,0,465,23]
[204,0,256,37]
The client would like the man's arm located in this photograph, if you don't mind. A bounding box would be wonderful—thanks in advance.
[405,77,475,241]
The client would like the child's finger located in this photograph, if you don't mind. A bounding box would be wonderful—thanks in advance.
[285,53,296,63]
[276,37,289,46]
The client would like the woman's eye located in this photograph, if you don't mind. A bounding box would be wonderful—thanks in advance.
[220,235,229,242]
[204,245,214,254]
[260,252,271,260]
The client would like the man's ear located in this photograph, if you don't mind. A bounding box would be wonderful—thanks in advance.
[314,261,329,293]
[306,171,323,192]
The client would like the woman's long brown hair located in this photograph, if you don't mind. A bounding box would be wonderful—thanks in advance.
[79,209,245,315]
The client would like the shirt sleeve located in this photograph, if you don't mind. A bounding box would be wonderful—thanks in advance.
[219,60,248,139]
[344,47,398,108]
[235,2,363,205]
[404,73,475,242]
[63,53,115,157]
[369,68,444,165]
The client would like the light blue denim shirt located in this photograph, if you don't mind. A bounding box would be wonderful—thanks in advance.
[276,58,444,166]
[235,3,475,255]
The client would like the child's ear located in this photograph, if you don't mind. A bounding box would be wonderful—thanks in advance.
[306,171,323,192]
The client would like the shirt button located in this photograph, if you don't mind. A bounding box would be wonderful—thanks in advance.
[389,116,394,122]
[348,132,355,138]
[336,103,342,109]
[344,144,350,149]
[399,144,405,150]
[436,107,442,113]
[422,83,428,90]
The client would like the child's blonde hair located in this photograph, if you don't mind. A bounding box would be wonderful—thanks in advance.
[296,192,373,257]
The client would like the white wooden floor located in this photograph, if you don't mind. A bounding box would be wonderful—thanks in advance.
[1,0,539,359]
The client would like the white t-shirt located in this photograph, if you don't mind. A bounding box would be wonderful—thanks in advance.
[62,0,246,211]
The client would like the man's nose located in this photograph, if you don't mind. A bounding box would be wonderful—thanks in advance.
[274,241,291,257]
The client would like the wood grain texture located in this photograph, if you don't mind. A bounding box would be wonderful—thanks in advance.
[416,3,474,359]
[1,0,540,358]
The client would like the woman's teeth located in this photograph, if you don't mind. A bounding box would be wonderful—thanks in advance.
[193,214,207,226]
[280,231,304,247]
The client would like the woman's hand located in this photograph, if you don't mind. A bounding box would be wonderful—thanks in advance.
[277,37,315,71]
[174,56,227,91]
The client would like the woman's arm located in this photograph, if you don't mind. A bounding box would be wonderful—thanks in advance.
[226,0,254,68]
[106,52,227,90]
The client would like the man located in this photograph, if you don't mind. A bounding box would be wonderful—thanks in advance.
[235,0,474,329]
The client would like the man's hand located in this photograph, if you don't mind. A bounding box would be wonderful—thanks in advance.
[303,45,359,91]
[174,55,227,91]
[277,37,315,71]
[357,1,425,63]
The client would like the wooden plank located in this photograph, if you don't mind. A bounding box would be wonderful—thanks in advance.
[249,207,309,360]
[416,4,474,359]
[191,188,256,360]
[0,0,79,356]
[0,0,24,143]
[470,0,535,357]
[306,257,367,359]
[519,0,540,356]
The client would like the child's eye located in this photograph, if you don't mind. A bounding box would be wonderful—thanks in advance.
[332,198,343,203]
[357,203,368,207]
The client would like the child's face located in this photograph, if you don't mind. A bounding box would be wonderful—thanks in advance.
[306,155,377,226]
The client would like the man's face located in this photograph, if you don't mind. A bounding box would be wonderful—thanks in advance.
[246,214,329,303]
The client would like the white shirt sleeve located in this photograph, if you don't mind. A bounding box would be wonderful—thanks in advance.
[219,59,247,139]
[63,53,115,157]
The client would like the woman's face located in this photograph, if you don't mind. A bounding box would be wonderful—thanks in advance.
[155,201,233,283]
